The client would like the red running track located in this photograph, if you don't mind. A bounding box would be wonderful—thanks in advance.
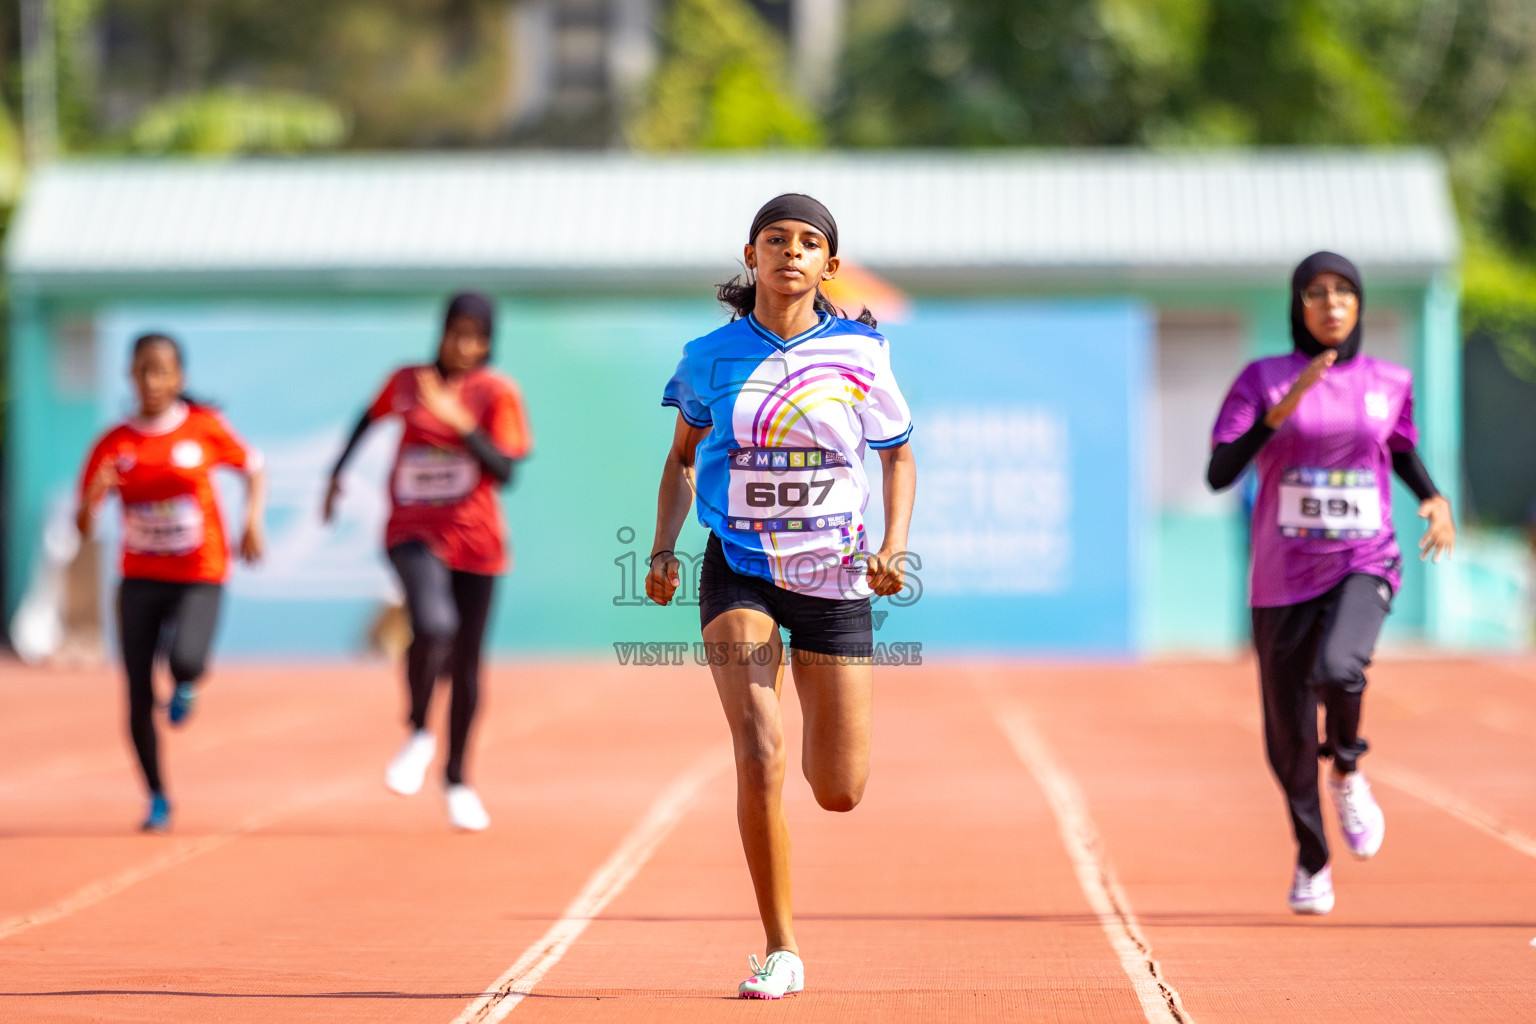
[1,656,1534,1022]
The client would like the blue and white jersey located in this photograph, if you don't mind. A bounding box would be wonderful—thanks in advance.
[663,312,912,600]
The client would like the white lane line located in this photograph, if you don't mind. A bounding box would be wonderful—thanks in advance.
[0,707,328,793]
[451,747,728,1024]
[1221,712,1536,863]
[0,776,362,942]
[991,697,1193,1024]
[1369,759,1536,860]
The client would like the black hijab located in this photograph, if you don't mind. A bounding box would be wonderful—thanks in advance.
[1290,251,1363,363]
[440,291,496,368]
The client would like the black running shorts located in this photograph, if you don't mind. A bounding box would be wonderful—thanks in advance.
[698,533,873,659]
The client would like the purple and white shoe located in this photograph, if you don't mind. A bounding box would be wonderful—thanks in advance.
[1288,864,1334,915]
[1328,770,1385,859]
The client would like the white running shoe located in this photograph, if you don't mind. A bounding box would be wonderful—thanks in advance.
[1288,864,1334,915]
[446,784,490,831]
[1327,770,1385,859]
[737,950,804,999]
[384,730,436,796]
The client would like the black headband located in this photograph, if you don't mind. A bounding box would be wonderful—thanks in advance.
[1289,251,1364,363]
[748,194,838,256]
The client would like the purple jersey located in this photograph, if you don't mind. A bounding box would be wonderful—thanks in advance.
[1212,352,1418,608]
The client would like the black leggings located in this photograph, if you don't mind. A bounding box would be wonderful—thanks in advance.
[118,578,224,796]
[387,542,497,786]
[1252,573,1392,874]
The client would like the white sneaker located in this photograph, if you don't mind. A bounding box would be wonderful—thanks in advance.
[1328,770,1385,859]
[446,784,490,831]
[1288,864,1334,915]
[384,730,436,796]
[737,950,804,999]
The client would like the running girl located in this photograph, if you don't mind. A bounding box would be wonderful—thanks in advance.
[647,194,916,998]
[1208,251,1455,914]
[324,292,531,832]
[76,333,266,833]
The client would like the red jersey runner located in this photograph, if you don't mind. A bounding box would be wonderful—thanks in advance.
[366,365,531,575]
[79,403,260,584]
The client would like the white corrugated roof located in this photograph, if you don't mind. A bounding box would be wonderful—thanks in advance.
[6,150,1458,287]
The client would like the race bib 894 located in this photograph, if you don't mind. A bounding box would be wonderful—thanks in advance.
[1277,467,1382,539]
[725,447,855,534]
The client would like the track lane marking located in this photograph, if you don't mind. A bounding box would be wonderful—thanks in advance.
[450,746,728,1024]
[0,776,364,942]
[0,706,328,792]
[1368,759,1536,860]
[990,695,1193,1024]
[0,668,602,792]
[0,674,614,943]
[1219,711,1536,863]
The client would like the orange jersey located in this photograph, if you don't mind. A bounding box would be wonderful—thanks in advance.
[79,404,259,584]
[367,365,532,575]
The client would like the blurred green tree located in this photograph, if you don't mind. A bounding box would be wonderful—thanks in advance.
[128,89,345,154]
[836,0,1536,480]
[85,0,511,149]
[630,0,820,149]
[4,0,1536,411]
[835,0,1209,146]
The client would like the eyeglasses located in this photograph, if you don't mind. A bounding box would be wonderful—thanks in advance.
[1301,284,1359,308]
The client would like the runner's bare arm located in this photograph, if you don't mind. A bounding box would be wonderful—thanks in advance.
[1208,350,1337,491]
[1264,350,1336,428]
[241,464,268,563]
[867,442,915,598]
[76,458,120,536]
[1418,495,1455,562]
[411,368,518,483]
[414,368,477,435]
[646,414,708,606]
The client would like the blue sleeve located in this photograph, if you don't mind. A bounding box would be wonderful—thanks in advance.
[661,354,712,428]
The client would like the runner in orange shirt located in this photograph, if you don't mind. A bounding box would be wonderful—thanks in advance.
[324,293,531,831]
[76,333,266,833]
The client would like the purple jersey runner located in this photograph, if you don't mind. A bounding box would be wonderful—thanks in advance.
[1212,352,1419,608]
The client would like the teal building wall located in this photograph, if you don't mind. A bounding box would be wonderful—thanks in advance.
[5,273,1463,657]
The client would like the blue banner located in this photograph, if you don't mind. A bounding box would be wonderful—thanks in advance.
[870,299,1151,654]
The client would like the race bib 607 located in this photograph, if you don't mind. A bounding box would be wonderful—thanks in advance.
[725,447,855,534]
